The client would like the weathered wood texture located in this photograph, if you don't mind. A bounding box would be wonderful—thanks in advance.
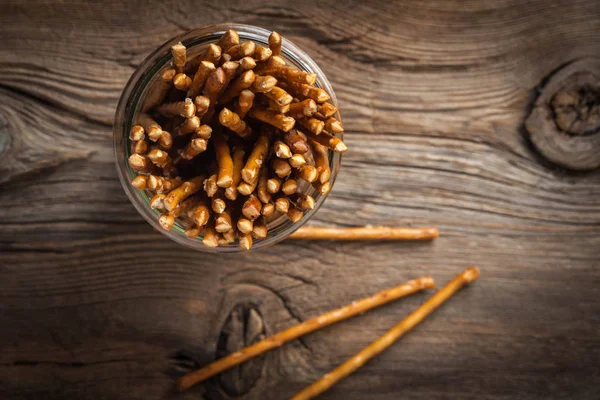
[1,1,600,399]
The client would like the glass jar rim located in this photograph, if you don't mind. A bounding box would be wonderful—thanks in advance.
[113,23,342,252]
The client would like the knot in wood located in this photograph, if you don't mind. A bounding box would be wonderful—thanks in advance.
[524,58,600,171]
[215,304,266,397]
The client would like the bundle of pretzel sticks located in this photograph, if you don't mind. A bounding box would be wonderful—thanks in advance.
[128,29,347,250]
[178,267,480,399]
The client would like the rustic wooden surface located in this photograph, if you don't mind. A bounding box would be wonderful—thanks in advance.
[1,1,600,399]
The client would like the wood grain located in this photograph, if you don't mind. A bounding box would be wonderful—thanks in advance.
[1,1,600,399]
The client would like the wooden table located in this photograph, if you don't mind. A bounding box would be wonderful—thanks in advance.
[1,1,599,399]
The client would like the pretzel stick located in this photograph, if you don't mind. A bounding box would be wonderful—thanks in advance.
[241,132,270,184]
[268,31,282,56]
[302,128,347,153]
[224,147,246,201]
[202,44,222,65]
[220,70,256,104]
[216,29,239,51]
[193,95,211,118]
[249,107,296,132]
[289,99,317,120]
[237,56,256,75]
[171,42,186,74]
[226,41,256,60]
[173,73,192,91]
[187,61,215,99]
[290,267,479,400]
[310,141,330,183]
[235,89,255,119]
[290,226,439,241]
[213,134,234,188]
[177,276,436,391]
[142,67,176,111]
[253,45,272,62]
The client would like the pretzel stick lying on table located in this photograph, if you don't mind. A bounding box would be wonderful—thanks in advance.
[177,276,435,391]
[290,267,480,400]
[290,226,439,241]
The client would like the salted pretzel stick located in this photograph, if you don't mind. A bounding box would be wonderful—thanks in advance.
[297,165,319,183]
[268,31,282,56]
[174,116,201,136]
[146,147,171,168]
[173,73,192,91]
[253,45,272,62]
[224,147,246,200]
[180,137,208,160]
[137,113,163,142]
[274,140,292,159]
[242,195,262,220]
[265,98,290,114]
[187,61,216,99]
[287,205,303,223]
[262,86,293,106]
[239,232,253,250]
[226,41,256,60]
[130,125,148,154]
[220,70,256,103]
[220,61,240,91]
[157,212,174,230]
[257,164,271,204]
[252,217,268,239]
[149,193,166,210]
[219,108,251,138]
[282,67,317,86]
[312,180,331,196]
[316,102,338,119]
[325,117,344,134]
[261,202,275,217]
[283,130,309,154]
[202,67,226,120]
[131,175,148,189]
[213,134,234,188]
[275,195,290,213]
[203,219,219,248]
[310,141,330,183]
[241,133,270,184]
[164,175,205,212]
[177,276,436,391]
[272,158,292,178]
[202,44,222,65]
[211,190,226,214]
[215,207,233,233]
[254,55,286,76]
[302,128,347,153]
[291,267,479,400]
[288,82,330,103]
[266,177,281,194]
[194,95,211,118]
[289,99,317,120]
[147,175,182,193]
[299,194,315,210]
[235,90,255,119]
[191,198,210,227]
[281,178,298,195]
[250,75,278,93]
[216,29,239,51]
[204,174,219,197]
[237,56,257,74]
[249,107,295,132]
[156,99,196,119]
[237,218,253,235]
[219,53,232,66]
[159,131,173,151]
[128,154,157,174]
[298,117,324,135]
[143,67,176,111]
[290,226,440,241]
[171,42,186,74]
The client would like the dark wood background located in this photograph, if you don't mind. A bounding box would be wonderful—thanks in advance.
[1,1,599,399]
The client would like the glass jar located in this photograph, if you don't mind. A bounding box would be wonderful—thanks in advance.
[113,23,342,252]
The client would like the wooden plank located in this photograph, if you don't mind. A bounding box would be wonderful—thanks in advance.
[1,1,599,399]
